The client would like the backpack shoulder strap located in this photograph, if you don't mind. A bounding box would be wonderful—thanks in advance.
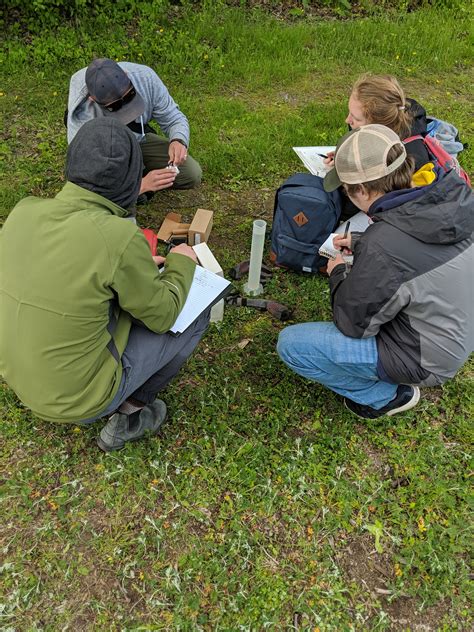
[403,134,424,144]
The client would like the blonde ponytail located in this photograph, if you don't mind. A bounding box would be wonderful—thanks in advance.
[352,74,412,139]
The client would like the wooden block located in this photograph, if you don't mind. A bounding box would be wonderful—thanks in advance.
[188,208,214,245]
[192,243,223,276]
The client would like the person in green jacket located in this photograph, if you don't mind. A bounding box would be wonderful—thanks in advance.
[0,118,209,452]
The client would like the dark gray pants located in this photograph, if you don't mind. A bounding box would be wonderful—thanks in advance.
[83,309,210,423]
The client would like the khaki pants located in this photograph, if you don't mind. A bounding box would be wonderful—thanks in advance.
[140,132,202,190]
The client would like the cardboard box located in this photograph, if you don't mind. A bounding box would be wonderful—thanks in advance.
[157,212,190,242]
[188,209,213,245]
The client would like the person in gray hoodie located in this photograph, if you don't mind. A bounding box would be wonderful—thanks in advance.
[67,58,202,198]
[278,124,473,419]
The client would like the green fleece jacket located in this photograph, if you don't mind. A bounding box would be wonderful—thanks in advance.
[0,183,196,422]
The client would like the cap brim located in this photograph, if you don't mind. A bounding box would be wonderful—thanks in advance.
[102,92,146,125]
[323,166,342,192]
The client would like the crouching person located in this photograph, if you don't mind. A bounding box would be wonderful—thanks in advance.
[278,124,473,418]
[0,118,209,450]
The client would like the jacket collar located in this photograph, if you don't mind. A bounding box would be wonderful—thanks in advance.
[55,182,130,218]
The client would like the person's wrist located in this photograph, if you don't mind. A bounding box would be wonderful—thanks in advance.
[170,138,187,148]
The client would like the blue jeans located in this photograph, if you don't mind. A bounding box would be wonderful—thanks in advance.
[277,322,398,409]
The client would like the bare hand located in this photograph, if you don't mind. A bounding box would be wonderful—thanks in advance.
[169,243,198,263]
[324,151,335,167]
[152,255,166,266]
[140,168,177,194]
[333,233,352,253]
[168,140,188,166]
[327,253,346,275]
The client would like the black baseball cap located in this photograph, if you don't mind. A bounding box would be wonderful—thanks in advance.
[85,58,145,124]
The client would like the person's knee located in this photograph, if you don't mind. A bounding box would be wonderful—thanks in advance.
[277,323,331,379]
[196,306,211,333]
[191,161,203,187]
[176,158,202,189]
[277,326,299,368]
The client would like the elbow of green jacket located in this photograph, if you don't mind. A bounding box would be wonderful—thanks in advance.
[148,290,184,334]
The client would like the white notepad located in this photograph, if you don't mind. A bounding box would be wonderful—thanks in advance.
[319,211,373,264]
[169,265,231,335]
[293,146,336,177]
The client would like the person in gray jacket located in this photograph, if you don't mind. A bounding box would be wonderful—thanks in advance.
[67,58,202,197]
[278,124,473,419]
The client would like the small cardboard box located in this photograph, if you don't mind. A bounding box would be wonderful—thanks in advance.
[157,212,190,242]
[188,209,213,245]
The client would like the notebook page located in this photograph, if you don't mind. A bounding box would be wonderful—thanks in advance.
[293,146,336,177]
[169,265,231,334]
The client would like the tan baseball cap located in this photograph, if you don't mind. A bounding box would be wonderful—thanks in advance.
[324,124,407,192]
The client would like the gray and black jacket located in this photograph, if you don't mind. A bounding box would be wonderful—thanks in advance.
[329,169,473,386]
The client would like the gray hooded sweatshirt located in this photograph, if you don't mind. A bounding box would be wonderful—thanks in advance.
[67,62,190,147]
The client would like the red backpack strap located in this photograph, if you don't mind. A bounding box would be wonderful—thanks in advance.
[404,135,471,188]
[403,134,423,144]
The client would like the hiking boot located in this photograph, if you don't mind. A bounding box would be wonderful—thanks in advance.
[344,385,420,419]
[97,399,167,452]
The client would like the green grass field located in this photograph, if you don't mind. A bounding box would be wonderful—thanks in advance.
[1,3,473,629]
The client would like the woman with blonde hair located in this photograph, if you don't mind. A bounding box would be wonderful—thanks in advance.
[329,74,431,219]
[347,74,430,169]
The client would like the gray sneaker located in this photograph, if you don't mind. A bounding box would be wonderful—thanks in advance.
[97,399,167,452]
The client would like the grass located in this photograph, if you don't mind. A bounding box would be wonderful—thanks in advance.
[1,3,473,629]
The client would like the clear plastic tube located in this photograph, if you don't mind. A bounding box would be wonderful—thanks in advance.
[244,219,267,296]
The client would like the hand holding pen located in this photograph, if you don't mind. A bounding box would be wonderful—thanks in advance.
[333,221,352,254]
[323,151,335,167]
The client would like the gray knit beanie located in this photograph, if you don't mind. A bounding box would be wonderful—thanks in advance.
[65,118,143,211]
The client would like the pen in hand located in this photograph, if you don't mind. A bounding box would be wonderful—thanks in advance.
[343,221,351,242]
[337,221,351,255]
[317,153,328,159]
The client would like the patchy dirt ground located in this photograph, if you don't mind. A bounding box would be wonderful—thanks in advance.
[337,534,456,630]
